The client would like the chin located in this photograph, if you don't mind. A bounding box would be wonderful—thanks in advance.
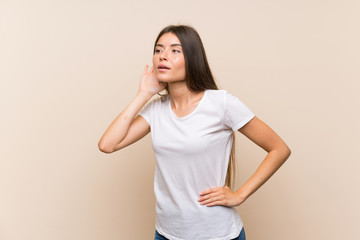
[157,75,185,83]
[156,75,171,82]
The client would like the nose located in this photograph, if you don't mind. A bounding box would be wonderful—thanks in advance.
[159,51,168,61]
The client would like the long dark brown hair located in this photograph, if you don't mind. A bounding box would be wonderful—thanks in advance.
[154,25,237,189]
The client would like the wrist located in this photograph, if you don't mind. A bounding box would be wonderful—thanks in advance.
[235,189,248,205]
[137,91,154,101]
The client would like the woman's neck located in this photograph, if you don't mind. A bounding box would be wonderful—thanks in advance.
[168,81,204,110]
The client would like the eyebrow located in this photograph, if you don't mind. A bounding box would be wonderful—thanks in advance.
[155,43,182,48]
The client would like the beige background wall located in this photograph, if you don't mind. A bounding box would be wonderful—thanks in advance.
[1,0,359,239]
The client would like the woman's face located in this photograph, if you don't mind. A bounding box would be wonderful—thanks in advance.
[153,33,186,83]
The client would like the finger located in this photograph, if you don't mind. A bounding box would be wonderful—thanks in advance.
[143,65,149,74]
[200,195,224,206]
[206,200,225,207]
[198,192,221,202]
[149,65,154,73]
[199,187,220,196]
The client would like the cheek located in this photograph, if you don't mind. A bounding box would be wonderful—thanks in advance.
[174,58,186,72]
[180,61,186,76]
[152,56,158,73]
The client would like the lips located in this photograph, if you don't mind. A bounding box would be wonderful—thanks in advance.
[158,64,170,70]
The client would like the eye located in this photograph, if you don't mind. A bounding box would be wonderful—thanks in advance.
[172,49,181,53]
[155,49,162,53]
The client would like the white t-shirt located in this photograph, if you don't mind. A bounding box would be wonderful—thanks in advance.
[139,89,255,240]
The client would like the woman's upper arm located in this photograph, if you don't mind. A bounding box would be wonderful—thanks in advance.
[238,116,291,154]
[112,115,150,152]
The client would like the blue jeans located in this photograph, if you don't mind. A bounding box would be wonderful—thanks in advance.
[154,228,246,240]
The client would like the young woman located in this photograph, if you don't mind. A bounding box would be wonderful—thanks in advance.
[98,25,291,240]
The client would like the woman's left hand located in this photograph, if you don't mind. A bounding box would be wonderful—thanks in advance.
[198,186,244,207]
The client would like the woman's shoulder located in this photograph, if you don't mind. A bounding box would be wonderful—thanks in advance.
[205,89,248,107]
[206,89,246,100]
[205,89,229,99]
[202,89,229,109]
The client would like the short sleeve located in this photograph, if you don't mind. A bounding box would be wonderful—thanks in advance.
[138,98,155,126]
[223,91,255,131]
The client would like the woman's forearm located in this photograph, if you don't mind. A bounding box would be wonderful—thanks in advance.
[235,147,291,204]
[98,91,152,152]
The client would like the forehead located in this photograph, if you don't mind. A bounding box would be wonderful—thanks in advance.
[156,33,181,46]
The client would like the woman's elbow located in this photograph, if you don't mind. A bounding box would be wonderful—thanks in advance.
[98,141,114,154]
[282,145,291,160]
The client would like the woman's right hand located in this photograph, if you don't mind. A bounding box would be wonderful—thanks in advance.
[138,65,167,97]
